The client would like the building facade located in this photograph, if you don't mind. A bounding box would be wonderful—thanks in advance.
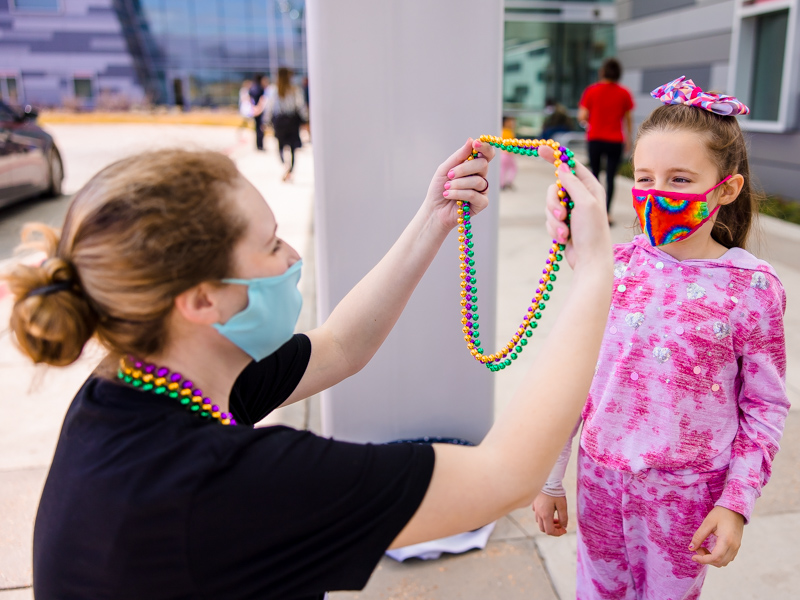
[616,0,800,199]
[503,0,618,134]
[0,0,307,109]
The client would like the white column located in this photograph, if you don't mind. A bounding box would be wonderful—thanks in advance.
[307,0,503,443]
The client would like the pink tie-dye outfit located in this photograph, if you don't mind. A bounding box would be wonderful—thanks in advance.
[544,235,789,600]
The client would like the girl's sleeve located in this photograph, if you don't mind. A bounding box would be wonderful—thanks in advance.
[541,419,581,497]
[717,281,789,522]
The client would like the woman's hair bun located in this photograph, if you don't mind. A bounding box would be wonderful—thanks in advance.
[4,224,98,366]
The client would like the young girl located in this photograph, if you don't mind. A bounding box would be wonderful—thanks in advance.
[535,76,789,599]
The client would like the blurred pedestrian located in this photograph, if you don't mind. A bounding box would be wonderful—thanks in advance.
[578,58,634,223]
[265,67,308,182]
[541,98,575,140]
[249,74,269,151]
[500,115,517,190]
[239,79,254,119]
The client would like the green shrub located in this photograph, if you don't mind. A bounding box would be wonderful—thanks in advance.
[760,196,800,226]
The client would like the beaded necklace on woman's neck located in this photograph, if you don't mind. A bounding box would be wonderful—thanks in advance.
[117,356,237,426]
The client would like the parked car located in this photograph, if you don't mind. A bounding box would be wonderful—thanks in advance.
[0,101,63,209]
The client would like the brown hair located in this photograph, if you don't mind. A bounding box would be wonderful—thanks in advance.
[276,67,293,99]
[4,149,245,366]
[634,104,761,249]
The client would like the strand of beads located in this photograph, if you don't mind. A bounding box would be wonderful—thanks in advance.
[458,136,574,371]
[117,356,237,425]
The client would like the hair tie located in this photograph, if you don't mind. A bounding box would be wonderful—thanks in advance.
[651,76,749,116]
[27,280,74,298]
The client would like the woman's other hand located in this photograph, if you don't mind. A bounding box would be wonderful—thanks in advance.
[425,138,495,232]
[539,146,611,274]
[533,492,569,537]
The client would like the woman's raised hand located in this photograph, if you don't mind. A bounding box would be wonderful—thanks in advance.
[425,138,495,231]
[539,146,611,273]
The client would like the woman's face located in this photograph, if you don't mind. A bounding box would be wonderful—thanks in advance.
[633,129,723,207]
[230,175,300,280]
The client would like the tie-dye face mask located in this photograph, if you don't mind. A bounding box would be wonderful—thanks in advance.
[632,176,731,247]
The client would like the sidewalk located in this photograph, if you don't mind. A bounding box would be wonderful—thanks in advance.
[1,134,799,599]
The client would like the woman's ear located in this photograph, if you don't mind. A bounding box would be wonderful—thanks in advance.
[174,282,225,325]
[718,174,745,206]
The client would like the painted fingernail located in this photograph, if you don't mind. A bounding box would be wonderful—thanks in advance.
[444,181,451,190]
[688,544,695,550]
[552,208,561,218]
[559,163,570,173]
[448,169,456,179]
[443,190,449,197]
[472,140,482,149]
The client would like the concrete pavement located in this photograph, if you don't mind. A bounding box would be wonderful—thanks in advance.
[1,127,799,598]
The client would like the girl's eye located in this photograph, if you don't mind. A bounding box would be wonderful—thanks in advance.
[673,177,690,184]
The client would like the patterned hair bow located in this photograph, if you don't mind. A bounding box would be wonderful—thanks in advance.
[651,76,749,116]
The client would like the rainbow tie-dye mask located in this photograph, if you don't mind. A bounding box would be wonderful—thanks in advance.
[632,176,731,247]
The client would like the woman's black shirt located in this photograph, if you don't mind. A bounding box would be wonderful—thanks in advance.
[33,335,435,599]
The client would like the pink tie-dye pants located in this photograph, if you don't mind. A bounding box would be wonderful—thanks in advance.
[576,448,727,600]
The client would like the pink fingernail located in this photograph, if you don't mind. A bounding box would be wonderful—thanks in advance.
[552,208,561,218]
[559,163,570,173]
[448,169,455,179]
[444,181,451,190]
[472,140,481,149]
[688,544,695,550]
[443,190,449,197]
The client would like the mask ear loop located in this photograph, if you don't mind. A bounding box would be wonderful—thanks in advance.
[699,174,735,227]
[706,174,734,197]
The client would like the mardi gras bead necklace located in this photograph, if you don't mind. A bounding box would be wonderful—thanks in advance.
[459,136,574,372]
[117,356,237,425]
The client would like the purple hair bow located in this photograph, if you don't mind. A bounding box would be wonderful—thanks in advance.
[651,76,750,116]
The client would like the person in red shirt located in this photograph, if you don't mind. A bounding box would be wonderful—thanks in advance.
[578,58,634,223]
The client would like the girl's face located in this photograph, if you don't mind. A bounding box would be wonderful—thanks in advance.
[633,129,724,207]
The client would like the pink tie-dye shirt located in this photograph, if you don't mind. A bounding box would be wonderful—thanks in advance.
[546,235,788,522]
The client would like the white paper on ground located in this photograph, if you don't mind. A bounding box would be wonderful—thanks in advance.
[385,521,496,562]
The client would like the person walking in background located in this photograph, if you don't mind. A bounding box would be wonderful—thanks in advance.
[239,79,254,120]
[578,58,634,224]
[500,115,518,190]
[541,98,575,140]
[265,67,308,182]
[249,74,269,151]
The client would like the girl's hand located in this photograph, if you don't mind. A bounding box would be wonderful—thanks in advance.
[533,492,569,537]
[540,147,611,273]
[424,138,495,232]
[689,506,744,567]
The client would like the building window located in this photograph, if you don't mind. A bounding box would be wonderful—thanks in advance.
[11,0,60,11]
[0,77,19,104]
[74,78,94,100]
[732,0,799,132]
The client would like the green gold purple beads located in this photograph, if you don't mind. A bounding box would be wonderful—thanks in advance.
[459,136,572,371]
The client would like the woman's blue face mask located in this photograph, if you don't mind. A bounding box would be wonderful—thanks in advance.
[213,260,303,361]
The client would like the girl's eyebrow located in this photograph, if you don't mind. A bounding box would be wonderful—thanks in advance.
[666,167,700,175]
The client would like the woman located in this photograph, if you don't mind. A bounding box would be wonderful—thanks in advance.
[8,139,612,599]
[578,58,634,223]
[265,67,308,182]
